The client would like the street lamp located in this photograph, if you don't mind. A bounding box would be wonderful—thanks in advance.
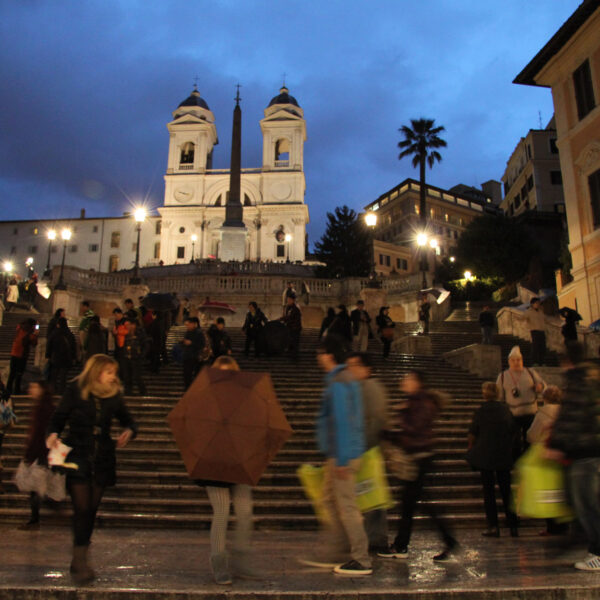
[130,207,146,284]
[449,256,455,263]
[191,234,198,262]
[416,231,429,289]
[55,228,72,290]
[284,233,292,263]
[364,212,381,288]
[45,229,56,278]
[464,270,474,282]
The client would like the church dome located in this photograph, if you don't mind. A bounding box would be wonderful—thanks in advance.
[268,86,300,108]
[178,87,210,110]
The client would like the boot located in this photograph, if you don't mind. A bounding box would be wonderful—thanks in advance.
[70,545,95,584]
[231,549,263,580]
[209,552,232,585]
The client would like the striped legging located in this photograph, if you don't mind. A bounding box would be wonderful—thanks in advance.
[206,484,253,556]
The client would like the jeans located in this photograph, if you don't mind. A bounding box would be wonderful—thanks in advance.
[568,457,600,556]
[6,356,27,395]
[364,508,388,550]
[481,326,493,345]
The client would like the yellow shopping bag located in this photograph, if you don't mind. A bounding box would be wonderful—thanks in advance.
[297,446,394,523]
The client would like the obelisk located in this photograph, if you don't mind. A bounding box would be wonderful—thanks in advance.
[220,85,247,261]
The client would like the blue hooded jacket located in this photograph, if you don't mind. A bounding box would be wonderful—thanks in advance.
[317,364,365,466]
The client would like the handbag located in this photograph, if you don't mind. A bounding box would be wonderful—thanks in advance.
[46,470,67,501]
[381,441,431,482]
[14,460,48,496]
[381,327,394,340]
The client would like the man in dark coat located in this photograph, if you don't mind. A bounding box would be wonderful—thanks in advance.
[207,318,232,363]
[46,317,76,394]
[242,302,268,357]
[350,300,371,352]
[182,317,206,389]
[479,306,495,345]
[121,319,147,396]
[281,294,302,361]
[466,381,518,537]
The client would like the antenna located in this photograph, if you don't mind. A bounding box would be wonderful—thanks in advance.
[282,72,287,88]
[538,110,543,129]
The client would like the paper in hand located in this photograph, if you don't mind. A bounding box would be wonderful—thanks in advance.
[48,441,78,470]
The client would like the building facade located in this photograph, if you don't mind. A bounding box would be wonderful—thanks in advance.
[515,0,600,324]
[501,119,565,217]
[0,86,310,278]
[158,86,309,264]
[364,178,490,273]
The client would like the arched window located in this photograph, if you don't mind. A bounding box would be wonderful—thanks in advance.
[244,194,251,206]
[214,194,222,207]
[180,142,195,165]
[274,138,290,166]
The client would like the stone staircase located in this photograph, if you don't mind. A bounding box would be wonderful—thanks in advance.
[0,312,533,531]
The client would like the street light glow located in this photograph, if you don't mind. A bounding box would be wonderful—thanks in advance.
[429,238,438,249]
[464,270,473,281]
[61,228,72,241]
[364,212,377,228]
[284,233,292,242]
[26,257,34,265]
[449,256,455,263]
[134,207,147,223]
[191,234,198,242]
[47,229,57,241]
[3,261,13,273]
[416,232,428,246]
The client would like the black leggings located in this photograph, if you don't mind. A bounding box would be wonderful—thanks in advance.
[68,480,105,546]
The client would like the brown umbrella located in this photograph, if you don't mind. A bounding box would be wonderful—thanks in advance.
[168,368,293,486]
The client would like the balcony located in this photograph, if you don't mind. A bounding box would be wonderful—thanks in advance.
[274,160,290,168]
[179,164,194,171]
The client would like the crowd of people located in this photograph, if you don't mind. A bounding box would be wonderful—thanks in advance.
[1,290,600,585]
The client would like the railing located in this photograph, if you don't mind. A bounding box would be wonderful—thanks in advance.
[274,160,290,168]
[178,164,194,170]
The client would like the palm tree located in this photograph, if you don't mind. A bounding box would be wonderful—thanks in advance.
[398,118,447,286]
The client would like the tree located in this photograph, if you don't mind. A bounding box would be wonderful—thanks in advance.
[314,205,371,278]
[398,118,447,229]
[455,214,539,283]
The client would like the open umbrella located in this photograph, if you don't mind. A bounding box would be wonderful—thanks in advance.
[198,301,236,314]
[168,368,293,485]
[142,293,179,311]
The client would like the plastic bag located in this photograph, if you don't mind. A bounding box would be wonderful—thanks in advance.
[46,470,67,501]
[14,460,48,496]
[514,443,574,520]
[297,446,394,523]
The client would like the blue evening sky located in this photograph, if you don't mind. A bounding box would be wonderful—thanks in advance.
[0,1,581,249]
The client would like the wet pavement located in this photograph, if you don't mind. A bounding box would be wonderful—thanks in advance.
[1,525,600,599]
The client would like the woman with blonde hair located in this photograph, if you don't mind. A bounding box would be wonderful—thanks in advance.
[195,355,257,585]
[46,354,137,584]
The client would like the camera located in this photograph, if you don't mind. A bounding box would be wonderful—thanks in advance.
[511,388,520,398]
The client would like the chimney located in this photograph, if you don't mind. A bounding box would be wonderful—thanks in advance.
[80,208,86,219]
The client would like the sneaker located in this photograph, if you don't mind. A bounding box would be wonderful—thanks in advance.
[433,545,458,562]
[333,560,373,576]
[575,553,600,571]
[377,544,408,559]
[298,557,343,569]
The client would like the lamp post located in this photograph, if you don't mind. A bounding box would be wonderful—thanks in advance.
[284,233,292,263]
[130,207,146,284]
[364,212,381,288]
[2,261,13,303]
[416,232,429,289]
[44,229,56,278]
[429,237,439,285]
[55,228,72,290]
[191,234,198,263]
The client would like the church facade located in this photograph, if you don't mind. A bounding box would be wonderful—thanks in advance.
[0,85,309,276]
[158,86,309,264]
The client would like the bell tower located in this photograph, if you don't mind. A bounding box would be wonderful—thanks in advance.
[164,86,218,206]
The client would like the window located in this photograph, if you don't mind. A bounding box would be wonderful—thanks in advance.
[13,228,18,235]
[180,142,195,165]
[521,184,528,199]
[110,232,120,248]
[276,244,285,258]
[69,245,78,253]
[550,170,563,185]
[109,255,119,272]
[590,168,600,229]
[573,59,596,120]
[28,246,38,254]
[177,246,185,259]
[514,195,521,209]
[396,258,408,270]
[549,138,558,154]
[379,254,384,265]
[155,220,162,235]
[10,246,16,255]
[527,175,534,190]
[154,242,161,259]
[274,138,290,165]
[89,244,98,252]
[93,225,98,233]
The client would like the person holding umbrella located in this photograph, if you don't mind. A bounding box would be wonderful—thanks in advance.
[46,354,137,584]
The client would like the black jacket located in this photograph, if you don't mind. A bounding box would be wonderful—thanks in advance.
[479,311,495,328]
[466,401,516,471]
[549,364,600,460]
[328,313,352,342]
[48,382,137,486]
[46,328,77,368]
[182,328,206,362]
[282,304,302,332]
[207,325,232,358]
[243,309,268,336]
[350,309,371,336]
